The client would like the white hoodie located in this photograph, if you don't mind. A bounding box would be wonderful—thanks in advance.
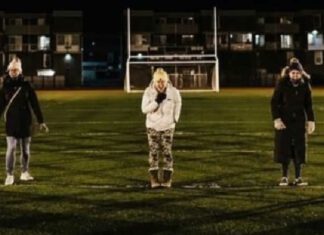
[141,83,182,131]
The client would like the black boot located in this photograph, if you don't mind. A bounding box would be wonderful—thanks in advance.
[161,168,173,188]
[149,168,160,188]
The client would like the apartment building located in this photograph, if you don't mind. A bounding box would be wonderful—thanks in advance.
[127,9,324,87]
[0,11,83,88]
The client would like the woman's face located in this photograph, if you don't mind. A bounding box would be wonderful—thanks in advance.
[289,70,302,81]
[155,79,166,92]
[9,68,20,78]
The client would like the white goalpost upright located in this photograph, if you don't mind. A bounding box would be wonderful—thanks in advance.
[125,8,131,92]
[125,7,219,92]
[214,6,219,92]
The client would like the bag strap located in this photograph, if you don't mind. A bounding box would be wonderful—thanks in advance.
[4,87,22,122]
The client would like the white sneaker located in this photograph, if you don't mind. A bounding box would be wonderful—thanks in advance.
[279,177,289,186]
[293,177,308,186]
[4,174,14,185]
[20,172,34,181]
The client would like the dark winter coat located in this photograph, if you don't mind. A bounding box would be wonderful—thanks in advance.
[0,75,44,138]
[271,77,314,164]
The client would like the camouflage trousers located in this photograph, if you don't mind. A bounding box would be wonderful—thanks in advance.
[147,128,174,171]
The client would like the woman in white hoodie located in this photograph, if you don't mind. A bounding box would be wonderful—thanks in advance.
[141,68,182,188]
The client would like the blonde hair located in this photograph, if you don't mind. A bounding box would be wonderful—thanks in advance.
[7,57,22,73]
[289,57,299,64]
[153,68,169,83]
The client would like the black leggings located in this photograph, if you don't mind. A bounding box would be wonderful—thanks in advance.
[282,159,301,178]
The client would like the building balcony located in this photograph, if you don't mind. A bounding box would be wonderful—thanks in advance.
[56,44,80,53]
[22,44,38,52]
[8,44,22,51]
[230,43,253,51]
[154,24,198,34]
[131,45,149,52]
[265,42,278,50]
[131,44,207,55]
[5,25,50,35]
[257,24,299,33]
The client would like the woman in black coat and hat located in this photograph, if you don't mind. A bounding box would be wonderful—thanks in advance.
[271,61,315,186]
[0,57,49,185]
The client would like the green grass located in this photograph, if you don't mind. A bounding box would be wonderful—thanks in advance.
[1,88,324,235]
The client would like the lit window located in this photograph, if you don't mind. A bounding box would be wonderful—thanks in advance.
[255,34,265,47]
[280,35,293,49]
[181,35,195,45]
[8,36,22,51]
[280,17,293,24]
[38,36,50,50]
[230,33,252,51]
[314,51,323,65]
[308,32,324,50]
[132,34,149,46]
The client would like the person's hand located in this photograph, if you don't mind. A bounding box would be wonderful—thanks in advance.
[39,123,49,133]
[155,93,166,104]
[274,118,286,130]
[307,121,315,134]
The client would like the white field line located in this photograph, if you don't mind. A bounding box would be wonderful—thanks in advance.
[1,149,322,155]
[0,149,269,155]
[52,109,137,111]
[0,149,322,155]
[45,120,324,125]
[57,149,272,154]
[47,121,272,124]
[78,184,324,190]
[24,131,274,136]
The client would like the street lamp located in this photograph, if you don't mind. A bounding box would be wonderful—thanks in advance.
[312,30,318,35]
[64,45,72,87]
[64,53,72,62]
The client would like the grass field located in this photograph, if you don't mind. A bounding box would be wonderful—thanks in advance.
[0,88,324,235]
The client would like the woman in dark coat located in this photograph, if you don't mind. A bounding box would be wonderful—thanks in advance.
[271,61,315,186]
[0,57,49,185]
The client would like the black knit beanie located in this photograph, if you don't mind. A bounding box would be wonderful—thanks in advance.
[289,62,302,72]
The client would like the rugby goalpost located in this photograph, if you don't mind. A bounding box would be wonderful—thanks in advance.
[125,7,219,92]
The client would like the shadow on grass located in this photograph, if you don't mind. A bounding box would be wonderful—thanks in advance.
[1,186,324,234]
[252,219,324,235]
